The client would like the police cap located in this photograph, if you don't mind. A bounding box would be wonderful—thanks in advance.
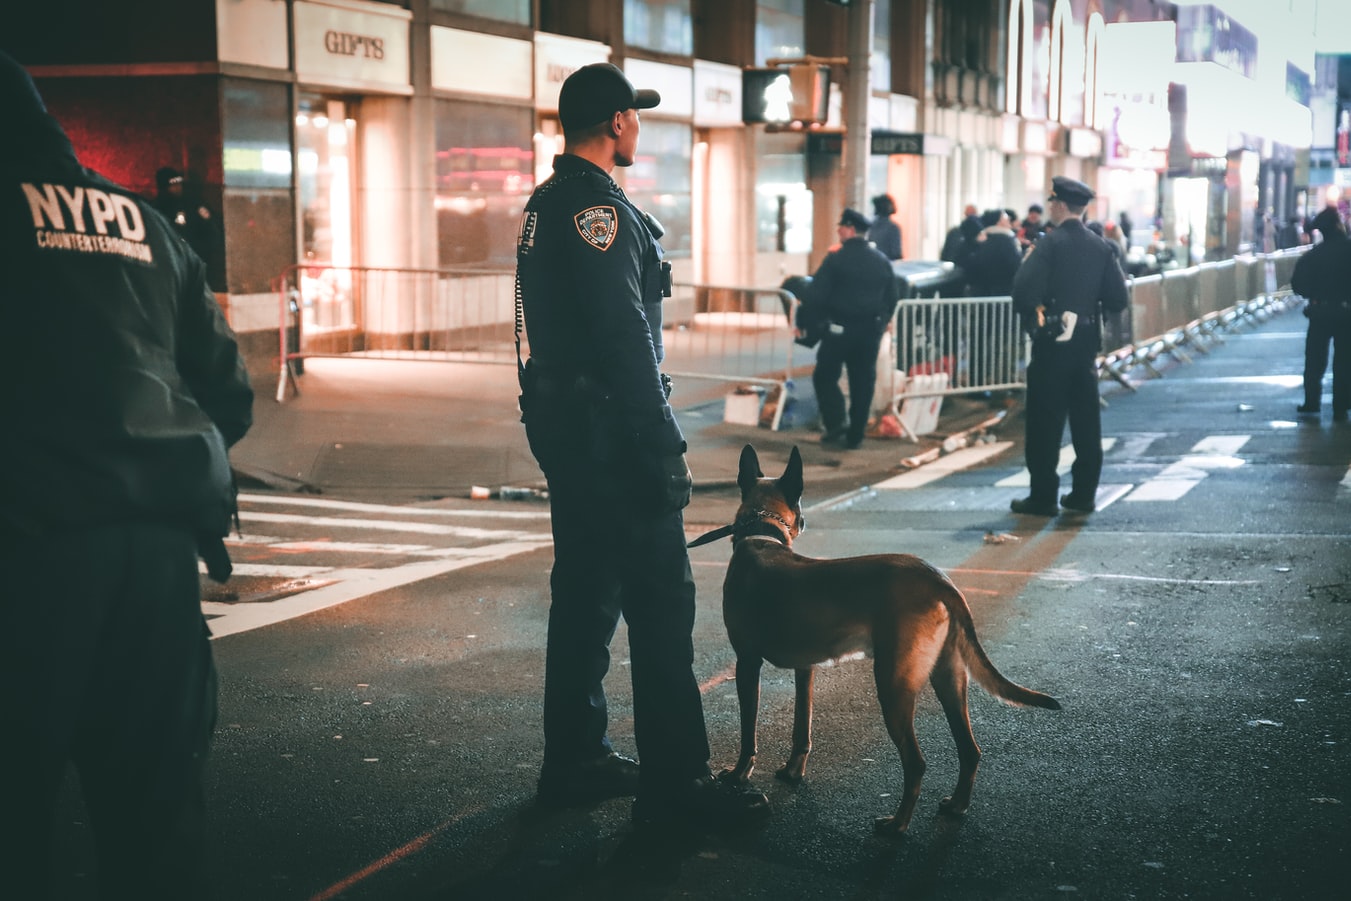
[559,63,661,132]
[839,207,872,232]
[1049,175,1095,209]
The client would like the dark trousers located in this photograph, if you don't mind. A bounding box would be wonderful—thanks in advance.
[1303,310,1351,414]
[1023,343,1103,504]
[813,327,883,443]
[1,523,216,901]
[524,414,711,797]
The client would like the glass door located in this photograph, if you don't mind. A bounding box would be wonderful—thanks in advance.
[296,95,359,335]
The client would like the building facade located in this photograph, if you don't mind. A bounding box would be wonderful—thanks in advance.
[4,0,1318,383]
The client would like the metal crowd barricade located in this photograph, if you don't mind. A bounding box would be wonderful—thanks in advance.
[274,266,814,405]
[890,295,1025,396]
[661,283,818,413]
[275,264,520,400]
[1096,250,1306,390]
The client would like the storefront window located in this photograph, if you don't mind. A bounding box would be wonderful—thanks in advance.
[296,94,358,332]
[872,0,891,94]
[429,0,529,25]
[623,118,693,258]
[222,78,294,294]
[434,100,534,268]
[624,0,693,56]
[753,131,810,254]
[756,0,804,66]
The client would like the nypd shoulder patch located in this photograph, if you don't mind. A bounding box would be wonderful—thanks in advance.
[574,205,619,251]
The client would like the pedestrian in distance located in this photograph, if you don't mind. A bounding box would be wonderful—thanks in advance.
[1019,202,1047,252]
[867,192,903,261]
[965,210,1024,389]
[1290,206,1351,421]
[966,209,1022,298]
[0,51,254,899]
[941,204,982,269]
[514,62,769,831]
[1010,176,1129,516]
[801,207,900,450]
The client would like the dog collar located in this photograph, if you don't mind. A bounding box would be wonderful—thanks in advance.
[686,509,798,549]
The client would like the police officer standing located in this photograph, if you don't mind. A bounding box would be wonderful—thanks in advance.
[515,62,768,829]
[1010,176,1128,515]
[804,208,899,449]
[1,52,253,897]
[153,165,225,292]
[1291,206,1351,421]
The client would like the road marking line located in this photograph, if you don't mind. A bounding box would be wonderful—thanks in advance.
[205,562,334,578]
[238,492,551,520]
[876,442,1013,489]
[949,566,1260,586]
[1123,434,1248,503]
[995,437,1116,487]
[241,510,541,539]
[205,540,549,640]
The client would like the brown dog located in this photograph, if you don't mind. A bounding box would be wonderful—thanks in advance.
[696,444,1061,835]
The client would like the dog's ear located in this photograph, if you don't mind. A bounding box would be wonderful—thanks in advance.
[778,446,804,506]
[737,444,763,496]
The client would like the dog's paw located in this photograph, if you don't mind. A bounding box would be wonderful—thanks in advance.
[872,815,910,837]
[937,795,971,816]
[716,766,752,786]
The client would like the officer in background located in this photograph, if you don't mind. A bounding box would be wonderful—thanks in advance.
[0,52,253,898]
[153,165,225,292]
[1291,206,1351,421]
[1010,176,1128,516]
[515,62,768,829]
[803,207,899,449]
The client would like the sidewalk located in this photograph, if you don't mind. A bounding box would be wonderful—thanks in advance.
[230,357,1012,503]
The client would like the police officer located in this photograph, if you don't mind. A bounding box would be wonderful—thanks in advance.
[515,62,768,828]
[1,52,253,897]
[804,207,899,449]
[1010,176,1128,515]
[153,165,224,292]
[1291,206,1351,421]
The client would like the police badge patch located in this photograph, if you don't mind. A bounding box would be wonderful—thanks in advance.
[574,205,618,251]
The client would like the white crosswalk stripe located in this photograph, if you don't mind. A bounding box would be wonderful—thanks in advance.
[204,494,553,639]
[1122,435,1249,502]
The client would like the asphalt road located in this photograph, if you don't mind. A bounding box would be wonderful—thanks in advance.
[50,313,1349,900]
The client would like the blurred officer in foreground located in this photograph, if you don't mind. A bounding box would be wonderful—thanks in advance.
[515,62,768,830]
[0,52,253,898]
[1291,206,1351,421]
[803,208,900,449]
[1010,176,1128,516]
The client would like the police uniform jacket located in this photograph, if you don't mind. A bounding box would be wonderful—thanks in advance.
[516,153,683,455]
[1291,230,1351,317]
[2,82,254,540]
[804,236,898,333]
[1011,217,1129,352]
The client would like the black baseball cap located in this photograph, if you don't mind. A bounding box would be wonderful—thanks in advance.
[558,62,660,132]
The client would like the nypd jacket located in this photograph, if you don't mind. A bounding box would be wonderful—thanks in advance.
[805,236,898,332]
[1011,217,1129,351]
[516,153,683,455]
[1,75,254,540]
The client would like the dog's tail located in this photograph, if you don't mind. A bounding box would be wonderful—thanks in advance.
[947,587,1062,711]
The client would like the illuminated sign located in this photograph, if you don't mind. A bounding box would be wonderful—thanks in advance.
[742,66,831,125]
